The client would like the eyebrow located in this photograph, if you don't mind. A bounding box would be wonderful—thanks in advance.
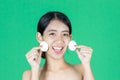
[48,29,69,33]
[48,29,57,32]
[62,30,69,33]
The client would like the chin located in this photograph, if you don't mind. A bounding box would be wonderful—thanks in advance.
[52,54,64,59]
[47,51,65,60]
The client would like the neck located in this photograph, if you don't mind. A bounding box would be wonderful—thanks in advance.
[44,56,69,72]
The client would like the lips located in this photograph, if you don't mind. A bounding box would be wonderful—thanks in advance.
[52,46,63,54]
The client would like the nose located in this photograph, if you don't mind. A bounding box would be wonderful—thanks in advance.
[56,35,63,43]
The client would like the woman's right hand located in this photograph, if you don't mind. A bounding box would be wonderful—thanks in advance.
[25,46,42,68]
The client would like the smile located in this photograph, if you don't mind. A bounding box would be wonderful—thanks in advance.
[52,46,63,54]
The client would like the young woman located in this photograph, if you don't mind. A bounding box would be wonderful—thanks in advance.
[22,11,94,80]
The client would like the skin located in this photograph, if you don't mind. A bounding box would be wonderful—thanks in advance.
[22,20,94,80]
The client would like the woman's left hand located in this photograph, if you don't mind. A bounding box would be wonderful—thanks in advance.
[75,45,93,64]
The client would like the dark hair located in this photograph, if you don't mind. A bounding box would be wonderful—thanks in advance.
[37,11,72,58]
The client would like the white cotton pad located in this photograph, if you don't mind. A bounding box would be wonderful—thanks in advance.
[40,41,48,52]
[68,40,77,51]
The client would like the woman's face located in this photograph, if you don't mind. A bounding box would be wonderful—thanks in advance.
[43,20,71,59]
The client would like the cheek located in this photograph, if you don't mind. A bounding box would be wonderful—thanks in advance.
[64,38,71,46]
[43,36,54,47]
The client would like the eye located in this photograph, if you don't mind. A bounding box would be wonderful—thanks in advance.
[49,33,56,36]
[63,33,69,37]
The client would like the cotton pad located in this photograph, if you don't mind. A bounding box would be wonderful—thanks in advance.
[68,40,77,51]
[40,41,48,52]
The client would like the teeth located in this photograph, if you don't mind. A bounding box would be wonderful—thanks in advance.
[53,47,62,50]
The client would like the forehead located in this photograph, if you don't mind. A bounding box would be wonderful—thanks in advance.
[45,20,69,32]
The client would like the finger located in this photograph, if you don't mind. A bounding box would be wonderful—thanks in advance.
[76,48,92,55]
[76,49,83,59]
[26,53,39,60]
[81,48,93,52]
[80,53,92,60]
[80,49,92,53]
[75,45,92,49]
[26,47,42,57]
[76,46,93,52]
[27,55,36,62]
[37,52,42,62]
[75,45,86,49]
[26,51,38,58]
[26,54,37,60]
[81,52,91,56]
[79,51,92,55]
[81,51,92,54]
[32,46,42,50]
[26,50,42,60]
[27,56,39,67]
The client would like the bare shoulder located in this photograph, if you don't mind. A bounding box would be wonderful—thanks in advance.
[22,67,43,80]
[22,70,31,80]
[72,64,85,75]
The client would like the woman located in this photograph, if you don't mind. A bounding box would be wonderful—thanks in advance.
[22,11,94,80]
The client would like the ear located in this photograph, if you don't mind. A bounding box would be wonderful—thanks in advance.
[36,32,43,43]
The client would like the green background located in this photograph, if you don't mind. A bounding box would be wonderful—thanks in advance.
[0,0,120,80]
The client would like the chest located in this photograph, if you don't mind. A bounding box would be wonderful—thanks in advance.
[40,69,82,80]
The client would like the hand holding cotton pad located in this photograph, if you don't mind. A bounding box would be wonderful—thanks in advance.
[68,40,77,51]
[40,41,48,52]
